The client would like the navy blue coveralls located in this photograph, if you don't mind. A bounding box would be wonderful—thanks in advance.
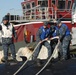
[33,26,52,60]
[58,23,71,60]
[49,25,59,52]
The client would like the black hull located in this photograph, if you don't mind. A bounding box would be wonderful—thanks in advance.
[0,58,76,75]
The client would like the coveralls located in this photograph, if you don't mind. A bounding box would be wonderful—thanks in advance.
[49,25,59,52]
[33,26,52,60]
[58,23,71,60]
[0,22,17,61]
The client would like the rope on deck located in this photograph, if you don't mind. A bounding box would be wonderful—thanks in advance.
[35,38,60,75]
[13,36,59,75]
[13,39,46,75]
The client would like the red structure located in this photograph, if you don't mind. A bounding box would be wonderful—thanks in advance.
[10,0,76,43]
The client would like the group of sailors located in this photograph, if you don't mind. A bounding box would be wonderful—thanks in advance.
[0,16,71,66]
[32,20,71,66]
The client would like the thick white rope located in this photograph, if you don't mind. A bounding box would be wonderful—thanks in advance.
[13,39,46,75]
[13,37,59,75]
[35,38,60,75]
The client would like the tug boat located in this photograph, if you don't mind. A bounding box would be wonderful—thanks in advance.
[0,0,76,75]
[7,0,76,44]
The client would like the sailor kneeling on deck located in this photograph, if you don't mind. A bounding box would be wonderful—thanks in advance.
[0,16,17,63]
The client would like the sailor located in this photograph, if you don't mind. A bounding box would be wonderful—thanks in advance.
[0,16,17,63]
[49,23,59,52]
[32,22,52,66]
[57,20,71,60]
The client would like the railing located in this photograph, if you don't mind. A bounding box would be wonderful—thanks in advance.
[8,7,55,22]
[72,3,76,23]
